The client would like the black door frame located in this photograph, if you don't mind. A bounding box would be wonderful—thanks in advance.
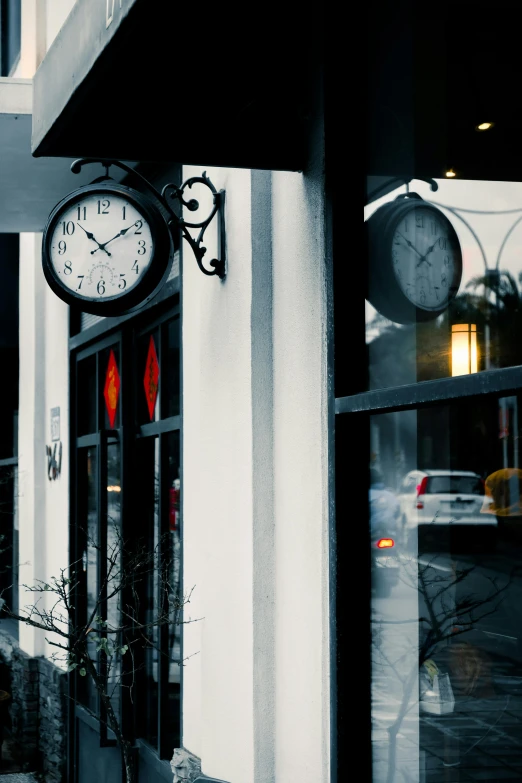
[68,296,181,783]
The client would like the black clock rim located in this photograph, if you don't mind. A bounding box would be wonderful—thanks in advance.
[42,182,174,317]
[367,197,463,324]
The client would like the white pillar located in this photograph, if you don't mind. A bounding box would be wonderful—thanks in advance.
[18,233,47,657]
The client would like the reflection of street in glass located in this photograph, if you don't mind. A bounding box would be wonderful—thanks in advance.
[370,469,401,599]
[396,469,495,552]
[372,541,522,782]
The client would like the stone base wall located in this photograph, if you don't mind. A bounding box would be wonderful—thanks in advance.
[38,657,67,783]
[0,631,67,782]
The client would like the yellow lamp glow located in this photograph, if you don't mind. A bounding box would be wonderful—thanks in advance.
[476,122,494,131]
[445,169,456,178]
[452,324,478,376]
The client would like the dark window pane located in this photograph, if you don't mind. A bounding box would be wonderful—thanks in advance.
[164,430,181,755]
[135,436,160,747]
[77,355,97,436]
[163,318,180,418]
[0,465,16,612]
[368,393,522,781]
[77,447,98,714]
[106,441,121,719]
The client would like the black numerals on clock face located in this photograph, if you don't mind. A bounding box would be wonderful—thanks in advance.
[49,193,154,300]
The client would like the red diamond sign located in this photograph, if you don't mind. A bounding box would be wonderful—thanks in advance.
[143,335,160,420]
[104,349,120,429]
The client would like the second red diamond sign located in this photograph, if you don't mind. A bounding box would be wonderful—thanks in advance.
[144,336,160,420]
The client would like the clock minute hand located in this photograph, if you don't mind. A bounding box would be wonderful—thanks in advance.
[397,231,423,259]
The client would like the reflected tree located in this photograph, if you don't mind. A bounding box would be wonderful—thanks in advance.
[372,554,516,783]
[0,530,199,783]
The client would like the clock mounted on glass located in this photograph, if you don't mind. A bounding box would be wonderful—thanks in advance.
[42,182,174,316]
[366,194,463,323]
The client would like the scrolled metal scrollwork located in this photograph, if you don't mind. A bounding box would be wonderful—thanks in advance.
[70,158,226,279]
[162,173,226,278]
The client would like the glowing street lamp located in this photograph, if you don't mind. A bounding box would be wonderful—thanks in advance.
[452,324,478,376]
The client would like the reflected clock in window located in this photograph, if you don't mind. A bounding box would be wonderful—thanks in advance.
[366,195,463,324]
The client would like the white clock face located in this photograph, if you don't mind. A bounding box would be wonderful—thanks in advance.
[391,206,459,311]
[49,192,154,301]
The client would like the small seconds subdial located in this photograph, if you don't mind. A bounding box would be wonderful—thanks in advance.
[391,205,459,312]
[48,191,154,301]
[88,263,115,296]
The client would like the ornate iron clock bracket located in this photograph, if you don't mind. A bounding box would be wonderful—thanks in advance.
[70,158,227,279]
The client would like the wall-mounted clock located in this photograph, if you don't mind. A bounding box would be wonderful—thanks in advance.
[366,194,463,323]
[42,182,174,316]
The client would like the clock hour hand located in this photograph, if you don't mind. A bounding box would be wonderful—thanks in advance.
[91,223,136,255]
[77,223,111,256]
[76,222,100,244]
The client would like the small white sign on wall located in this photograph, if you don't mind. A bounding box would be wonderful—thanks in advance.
[51,407,60,442]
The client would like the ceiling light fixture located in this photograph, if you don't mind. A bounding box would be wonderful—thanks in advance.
[476,122,494,131]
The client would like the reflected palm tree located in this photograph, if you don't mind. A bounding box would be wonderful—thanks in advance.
[464,270,522,369]
[367,269,522,387]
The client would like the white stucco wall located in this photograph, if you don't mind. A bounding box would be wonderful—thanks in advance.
[182,154,329,782]
[42,272,70,662]
[14,0,73,660]
[17,233,69,662]
[182,165,255,782]
[271,167,329,782]
[45,0,77,54]
[18,233,47,657]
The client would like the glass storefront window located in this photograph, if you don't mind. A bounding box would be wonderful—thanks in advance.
[78,447,98,714]
[77,354,97,436]
[370,394,522,781]
[345,5,522,782]
[106,440,121,718]
[73,308,180,759]
[165,429,181,753]
[163,318,180,419]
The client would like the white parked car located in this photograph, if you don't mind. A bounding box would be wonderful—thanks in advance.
[397,469,495,550]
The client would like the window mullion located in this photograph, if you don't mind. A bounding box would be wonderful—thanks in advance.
[336,364,522,415]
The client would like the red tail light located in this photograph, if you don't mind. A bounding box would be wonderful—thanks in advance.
[377,538,394,548]
[416,476,428,509]
[416,476,428,496]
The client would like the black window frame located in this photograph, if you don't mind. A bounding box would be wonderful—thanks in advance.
[332,165,522,780]
[68,295,182,779]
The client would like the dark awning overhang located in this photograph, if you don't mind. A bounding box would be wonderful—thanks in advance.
[0,77,131,233]
[31,0,323,172]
